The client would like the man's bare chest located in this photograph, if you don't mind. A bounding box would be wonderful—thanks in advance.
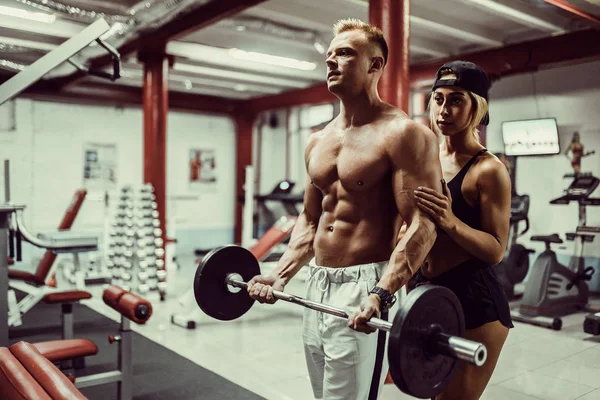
[308,134,389,190]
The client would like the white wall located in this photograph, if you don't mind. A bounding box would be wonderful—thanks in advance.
[166,110,236,252]
[257,109,289,194]
[486,59,600,291]
[257,103,335,195]
[0,98,236,261]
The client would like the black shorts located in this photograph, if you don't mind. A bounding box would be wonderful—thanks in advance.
[408,258,514,330]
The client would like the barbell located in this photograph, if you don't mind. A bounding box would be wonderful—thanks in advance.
[193,245,488,399]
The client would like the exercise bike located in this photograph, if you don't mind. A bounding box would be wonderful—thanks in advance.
[511,173,599,330]
[496,194,535,300]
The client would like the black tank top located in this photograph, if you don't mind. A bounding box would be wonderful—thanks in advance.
[447,149,487,230]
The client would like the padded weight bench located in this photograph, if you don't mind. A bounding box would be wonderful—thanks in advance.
[32,285,152,400]
[0,341,87,399]
[9,189,87,288]
[42,291,93,341]
[249,215,297,262]
[8,191,99,329]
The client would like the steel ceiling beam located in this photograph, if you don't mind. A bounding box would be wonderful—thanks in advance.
[1,78,240,115]
[238,83,336,115]
[409,28,600,84]
[58,0,268,89]
[542,0,600,28]
[240,28,600,113]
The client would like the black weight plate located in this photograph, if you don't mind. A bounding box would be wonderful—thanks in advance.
[506,244,529,283]
[193,245,261,321]
[388,285,464,399]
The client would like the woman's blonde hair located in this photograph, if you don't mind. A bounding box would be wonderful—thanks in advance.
[428,72,489,142]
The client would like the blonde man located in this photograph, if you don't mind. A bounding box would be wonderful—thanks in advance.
[248,19,443,399]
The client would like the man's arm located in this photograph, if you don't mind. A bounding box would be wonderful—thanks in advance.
[269,134,323,284]
[377,120,443,294]
[247,134,323,302]
[272,171,323,284]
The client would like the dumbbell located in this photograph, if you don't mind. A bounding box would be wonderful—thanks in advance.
[138,272,149,282]
[140,201,158,210]
[156,269,167,281]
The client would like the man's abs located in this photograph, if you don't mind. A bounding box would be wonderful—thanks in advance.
[306,120,400,267]
[312,196,396,268]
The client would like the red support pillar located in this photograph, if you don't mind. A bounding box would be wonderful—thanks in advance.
[369,0,410,112]
[234,112,256,244]
[412,92,428,127]
[140,46,171,257]
[371,4,410,386]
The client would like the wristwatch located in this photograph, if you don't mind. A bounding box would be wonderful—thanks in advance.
[369,286,397,312]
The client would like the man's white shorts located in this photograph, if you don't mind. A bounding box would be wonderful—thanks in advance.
[302,259,401,400]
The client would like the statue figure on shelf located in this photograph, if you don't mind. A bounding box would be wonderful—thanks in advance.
[564,131,595,175]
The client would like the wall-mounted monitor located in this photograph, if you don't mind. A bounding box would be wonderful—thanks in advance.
[501,118,560,156]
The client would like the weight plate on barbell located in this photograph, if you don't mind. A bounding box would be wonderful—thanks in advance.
[193,245,260,321]
[388,285,464,399]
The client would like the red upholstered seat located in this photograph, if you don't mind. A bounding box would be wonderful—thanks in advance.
[250,216,297,261]
[103,285,153,324]
[34,339,98,363]
[8,269,41,285]
[0,347,52,399]
[8,342,87,399]
[43,291,92,304]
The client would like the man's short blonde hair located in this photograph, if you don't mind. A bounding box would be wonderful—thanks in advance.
[332,18,388,66]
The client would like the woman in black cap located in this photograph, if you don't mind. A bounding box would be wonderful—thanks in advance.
[410,61,513,400]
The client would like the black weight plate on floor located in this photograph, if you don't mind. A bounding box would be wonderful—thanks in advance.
[388,285,464,399]
[194,245,260,321]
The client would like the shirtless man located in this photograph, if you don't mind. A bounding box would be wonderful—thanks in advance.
[247,19,443,400]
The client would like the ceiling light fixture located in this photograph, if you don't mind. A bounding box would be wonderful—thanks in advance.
[313,38,326,55]
[312,32,327,55]
[0,5,56,24]
[228,48,317,71]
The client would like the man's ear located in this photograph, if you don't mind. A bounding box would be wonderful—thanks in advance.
[370,56,384,73]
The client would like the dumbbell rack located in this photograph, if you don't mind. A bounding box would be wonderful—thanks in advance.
[60,252,111,288]
[105,184,167,298]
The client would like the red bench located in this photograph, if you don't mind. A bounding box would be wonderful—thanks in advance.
[0,342,87,400]
[25,285,152,400]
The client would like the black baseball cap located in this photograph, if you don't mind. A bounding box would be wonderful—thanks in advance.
[431,61,490,126]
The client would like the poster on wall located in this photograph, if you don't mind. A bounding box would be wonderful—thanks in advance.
[83,143,118,191]
[189,149,217,188]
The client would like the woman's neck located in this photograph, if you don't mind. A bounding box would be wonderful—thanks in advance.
[443,129,482,155]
